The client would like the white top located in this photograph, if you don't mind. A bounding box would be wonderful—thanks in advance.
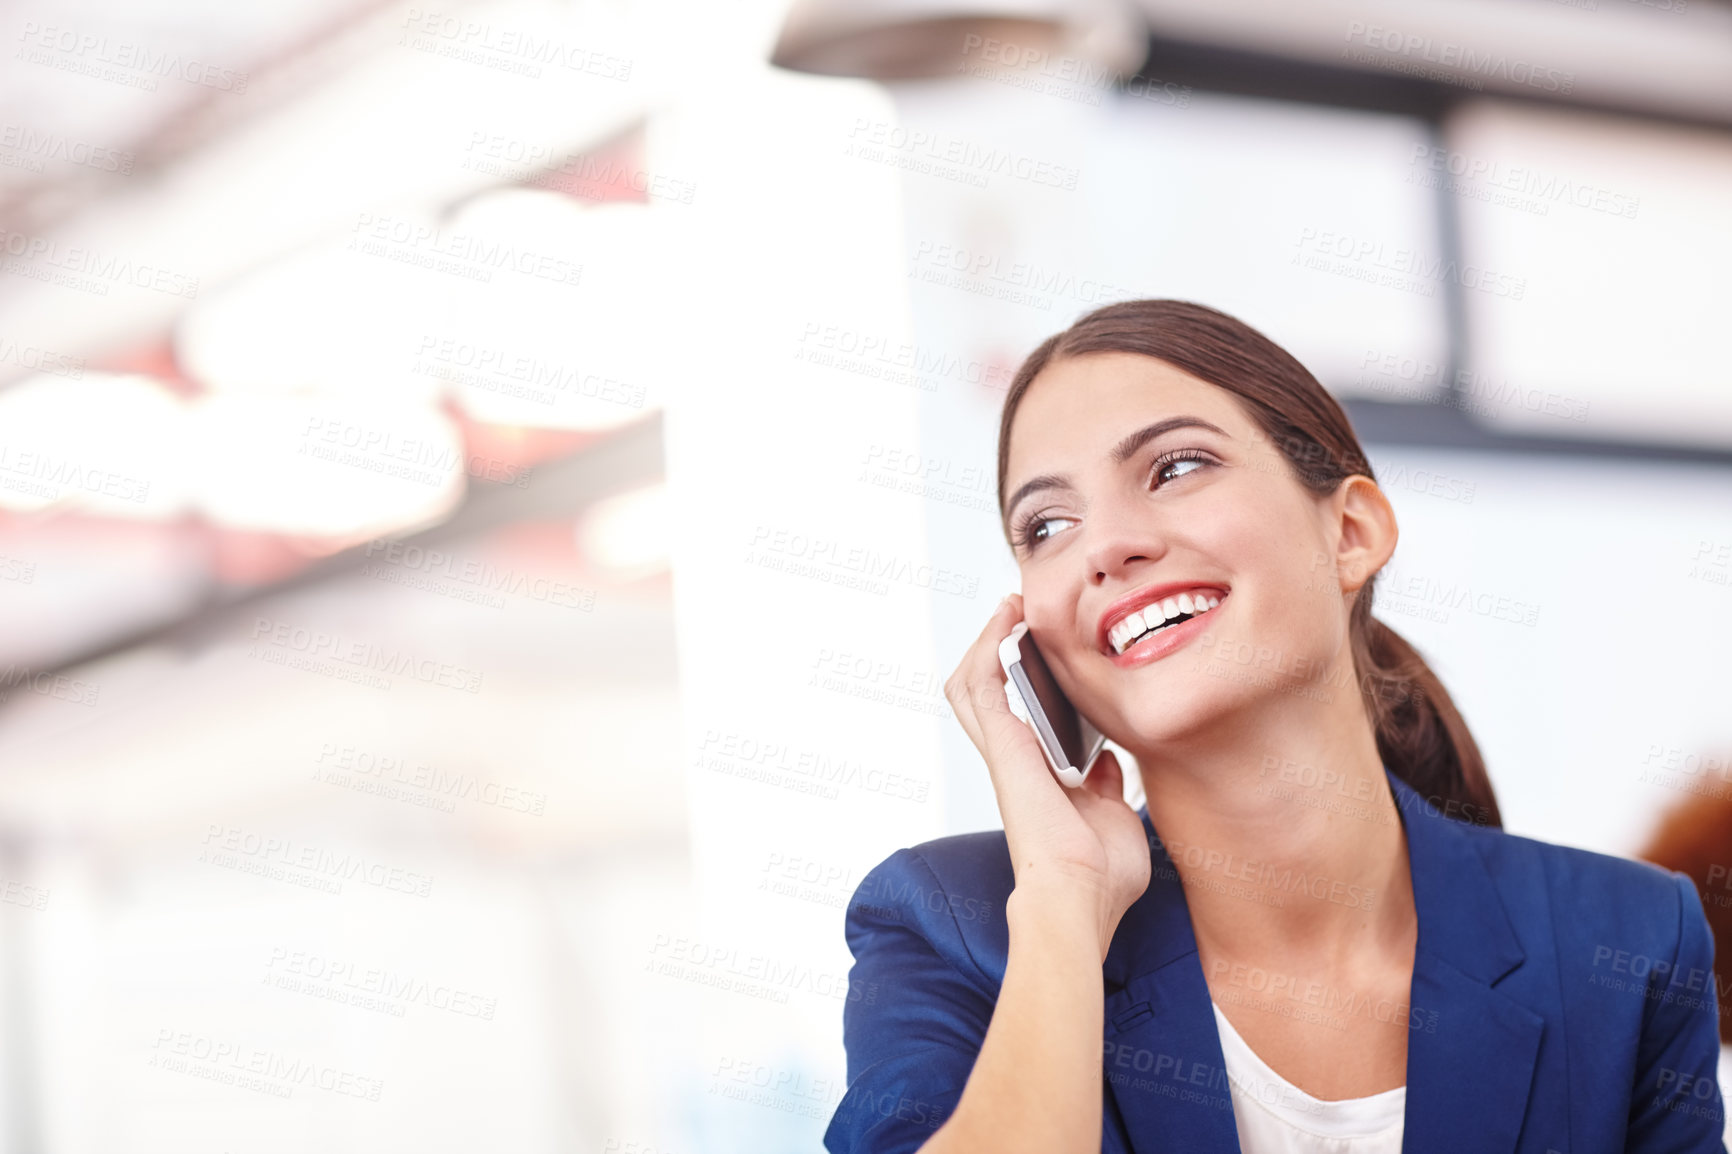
[1211,1002,1406,1154]
[1717,1044,1732,1150]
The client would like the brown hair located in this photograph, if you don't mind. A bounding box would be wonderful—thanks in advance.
[997,299,1501,827]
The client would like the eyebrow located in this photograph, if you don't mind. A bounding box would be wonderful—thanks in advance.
[1002,415,1230,522]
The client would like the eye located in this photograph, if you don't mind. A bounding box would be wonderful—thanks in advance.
[1012,512,1077,553]
[1151,449,1214,489]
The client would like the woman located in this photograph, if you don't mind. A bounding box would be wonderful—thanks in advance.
[821,300,1725,1154]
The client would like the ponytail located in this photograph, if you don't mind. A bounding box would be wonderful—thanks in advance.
[1351,592,1501,827]
[996,299,1501,827]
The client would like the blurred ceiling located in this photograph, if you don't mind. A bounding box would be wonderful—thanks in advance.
[4,0,1729,681]
[0,0,677,678]
[0,0,395,235]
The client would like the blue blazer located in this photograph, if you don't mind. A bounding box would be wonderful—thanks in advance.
[823,769,1727,1153]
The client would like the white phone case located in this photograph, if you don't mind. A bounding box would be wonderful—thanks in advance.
[997,621,1105,788]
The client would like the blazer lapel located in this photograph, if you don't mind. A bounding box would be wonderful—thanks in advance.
[1102,816,1241,1153]
[1388,771,1545,1154]
[1403,958,1545,1152]
[1102,772,1544,1154]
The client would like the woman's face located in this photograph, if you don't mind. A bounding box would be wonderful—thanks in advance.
[1002,351,1360,757]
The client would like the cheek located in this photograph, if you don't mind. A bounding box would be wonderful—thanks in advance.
[1205,487,1328,594]
[1018,581,1098,696]
[1018,589,1075,656]
[1018,553,1080,617]
[1194,511,1342,660]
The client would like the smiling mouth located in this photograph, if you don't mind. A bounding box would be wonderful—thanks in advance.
[1107,591,1225,656]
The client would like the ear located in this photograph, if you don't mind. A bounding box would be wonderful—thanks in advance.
[1331,475,1398,595]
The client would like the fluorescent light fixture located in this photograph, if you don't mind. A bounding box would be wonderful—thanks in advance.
[175,219,449,406]
[436,193,668,432]
[0,373,189,520]
[189,392,465,536]
[577,481,668,576]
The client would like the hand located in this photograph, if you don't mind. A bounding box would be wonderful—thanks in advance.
[943,594,1153,961]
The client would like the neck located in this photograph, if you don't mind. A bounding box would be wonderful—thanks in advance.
[1128,687,1416,968]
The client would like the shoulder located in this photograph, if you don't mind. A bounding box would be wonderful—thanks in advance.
[827,834,1017,1152]
[845,830,1015,993]
[1471,819,1689,913]
[1443,816,1705,972]
[1416,815,1725,1144]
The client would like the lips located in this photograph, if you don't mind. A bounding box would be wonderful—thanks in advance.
[1097,582,1230,657]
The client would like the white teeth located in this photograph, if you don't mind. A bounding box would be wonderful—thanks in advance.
[1108,591,1225,655]
[1116,617,1139,652]
[1108,614,1134,652]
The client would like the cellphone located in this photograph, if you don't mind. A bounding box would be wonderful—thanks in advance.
[997,621,1107,788]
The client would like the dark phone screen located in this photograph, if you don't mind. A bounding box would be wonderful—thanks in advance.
[1009,629,1085,769]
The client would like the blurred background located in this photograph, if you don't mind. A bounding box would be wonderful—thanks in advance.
[0,0,1729,1150]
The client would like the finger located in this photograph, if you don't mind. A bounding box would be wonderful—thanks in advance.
[951,596,1020,731]
[944,597,1020,751]
[950,602,1074,823]
[976,678,1049,786]
[970,624,1045,767]
[973,667,1074,818]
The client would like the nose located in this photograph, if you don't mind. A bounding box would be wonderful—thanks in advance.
[1081,499,1167,586]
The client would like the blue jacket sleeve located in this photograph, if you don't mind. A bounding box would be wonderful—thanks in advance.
[822,847,1000,1154]
[1627,871,1728,1152]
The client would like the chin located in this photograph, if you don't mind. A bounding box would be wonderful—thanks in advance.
[1103,682,1242,754]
